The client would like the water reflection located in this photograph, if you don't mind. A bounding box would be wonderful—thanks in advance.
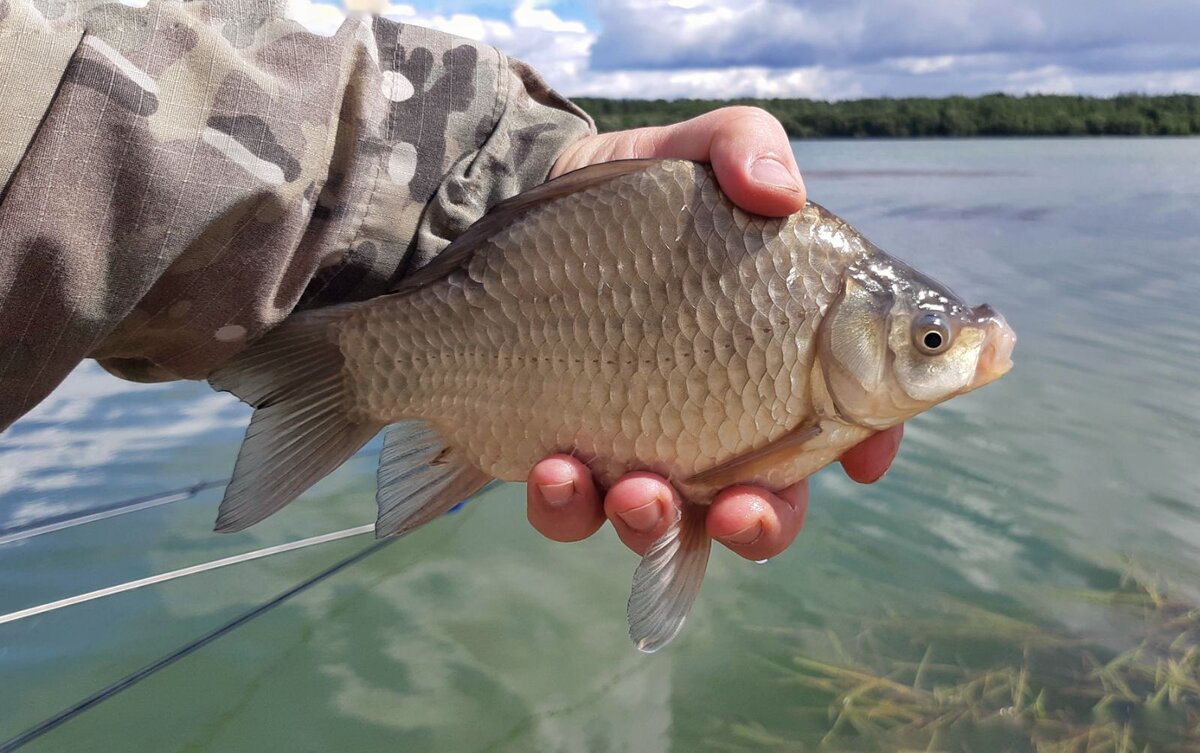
[0,362,246,529]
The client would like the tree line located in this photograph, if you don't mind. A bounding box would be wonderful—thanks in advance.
[573,94,1200,137]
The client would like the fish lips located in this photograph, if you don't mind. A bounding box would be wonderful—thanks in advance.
[970,306,1016,387]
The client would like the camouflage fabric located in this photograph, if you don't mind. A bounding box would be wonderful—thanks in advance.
[0,0,594,432]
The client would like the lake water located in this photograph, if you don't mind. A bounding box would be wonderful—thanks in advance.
[2,139,1199,751]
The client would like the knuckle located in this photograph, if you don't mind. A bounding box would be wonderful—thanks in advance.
[622,126,666,159]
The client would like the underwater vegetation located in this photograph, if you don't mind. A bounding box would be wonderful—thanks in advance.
[716,572,1200,752]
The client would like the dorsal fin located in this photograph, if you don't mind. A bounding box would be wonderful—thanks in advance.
[394,158,670,293]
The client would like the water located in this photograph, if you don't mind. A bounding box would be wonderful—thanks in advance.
[2,139,1199,751]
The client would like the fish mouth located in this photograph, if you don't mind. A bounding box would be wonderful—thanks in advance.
[971,309,1016,387]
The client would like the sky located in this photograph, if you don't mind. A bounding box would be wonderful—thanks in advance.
[289,0,1200,100]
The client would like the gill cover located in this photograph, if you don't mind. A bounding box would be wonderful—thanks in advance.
[818,275,892,420]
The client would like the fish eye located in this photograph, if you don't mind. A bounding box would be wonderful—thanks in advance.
[913,312,952,355]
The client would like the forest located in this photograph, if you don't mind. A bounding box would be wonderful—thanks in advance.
[573,94,1200,137]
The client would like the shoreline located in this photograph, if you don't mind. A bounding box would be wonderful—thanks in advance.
[573,93,1200,138]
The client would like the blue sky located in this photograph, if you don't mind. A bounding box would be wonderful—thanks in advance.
[296,0,1200,99]
[390,0,596,25]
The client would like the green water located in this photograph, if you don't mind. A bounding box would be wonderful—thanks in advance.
[2,139,1198,751]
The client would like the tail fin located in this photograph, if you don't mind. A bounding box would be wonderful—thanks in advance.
[627,502,712,653]
[209,307,384,532]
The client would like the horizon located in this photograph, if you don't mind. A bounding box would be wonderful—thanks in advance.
[575,92,1200,103]
[291,0,1200,100]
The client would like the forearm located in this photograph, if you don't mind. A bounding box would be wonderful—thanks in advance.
[0,0,593,431]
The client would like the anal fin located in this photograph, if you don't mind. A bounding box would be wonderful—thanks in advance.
[628,502,711,653]
[376,420,493,537]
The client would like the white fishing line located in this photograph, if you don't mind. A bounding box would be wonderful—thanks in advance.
[0,484,221,546]
[0,524,375,626]
[0,448,379,547]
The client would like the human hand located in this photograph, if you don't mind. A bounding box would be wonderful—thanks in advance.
[527,107,906,560]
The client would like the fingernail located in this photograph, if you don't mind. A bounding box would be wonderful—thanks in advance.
[750,157,801,192]
[538,480,575,508]
[754,558,770,565]
[617,499,662,532]
[719,521,763,546]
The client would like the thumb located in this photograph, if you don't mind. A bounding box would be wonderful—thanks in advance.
[656,107,807,217]
[552,106,806,218]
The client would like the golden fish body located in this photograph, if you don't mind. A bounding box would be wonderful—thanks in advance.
[341,160,870,496]
[211,159,1015,651]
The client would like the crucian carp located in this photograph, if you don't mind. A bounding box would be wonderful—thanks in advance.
[210,159,1016,652]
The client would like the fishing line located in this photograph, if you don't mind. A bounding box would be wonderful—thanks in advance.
[0,448,481,749]
[0,481,223,546]
[0,536,396,753]
[0,525,375,626]
[0,448,378,546]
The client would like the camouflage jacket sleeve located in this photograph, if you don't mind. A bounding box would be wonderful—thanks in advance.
[0,0,594,432]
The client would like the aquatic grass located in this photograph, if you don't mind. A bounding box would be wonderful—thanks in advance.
[720,574,1200,752]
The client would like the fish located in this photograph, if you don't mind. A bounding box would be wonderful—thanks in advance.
[209,159,1016,652]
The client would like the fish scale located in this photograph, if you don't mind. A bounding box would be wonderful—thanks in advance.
[339,161,854,490]
[209,158,1014,651]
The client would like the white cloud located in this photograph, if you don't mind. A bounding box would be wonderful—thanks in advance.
[378,0,594,88]
[591,0,1200,72]
[284,1,836,98]
[0,363,246,526]
[565,65,854,100]
[892,56,960,76]
[283,1,1200,99]
[284,1,592,85]
[512,1,586,34]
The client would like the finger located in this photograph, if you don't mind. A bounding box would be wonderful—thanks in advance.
[552,107,805,218]
[678,108,807,218]
[707,482,809,561]
[526,454,606,542]
[603,472,680,555]
[840,425,904,484]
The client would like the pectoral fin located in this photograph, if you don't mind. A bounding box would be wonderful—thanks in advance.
[684,424,822,490]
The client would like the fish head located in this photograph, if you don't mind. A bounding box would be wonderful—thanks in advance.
[815,255,1016,430]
